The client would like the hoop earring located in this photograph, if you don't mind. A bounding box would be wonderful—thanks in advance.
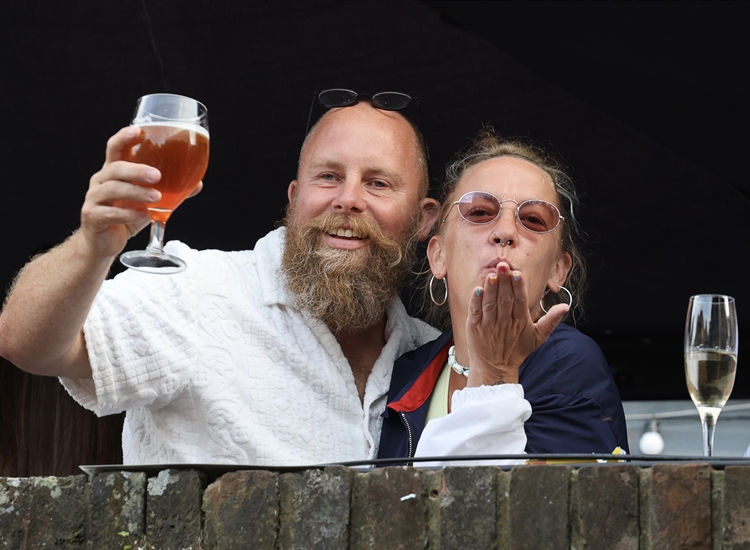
[540,286,573,314]
[429,275,448,306]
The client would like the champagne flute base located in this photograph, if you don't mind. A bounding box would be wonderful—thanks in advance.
[120,249,186,274]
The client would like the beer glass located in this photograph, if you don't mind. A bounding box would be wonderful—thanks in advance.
[119,93,209,273]
[684,294,738,456]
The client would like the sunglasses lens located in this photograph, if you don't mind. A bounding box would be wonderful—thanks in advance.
[457,192,501,224]
[518,201,559,233]
[318,89,358,108]
[371,92,412,110]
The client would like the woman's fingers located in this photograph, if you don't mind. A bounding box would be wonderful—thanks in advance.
[535,303,569,341]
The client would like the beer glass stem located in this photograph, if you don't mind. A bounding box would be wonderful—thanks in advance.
[701,413,717,457]
[146,221,167,252]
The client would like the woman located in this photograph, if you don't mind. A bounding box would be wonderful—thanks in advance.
[378,130,628,462]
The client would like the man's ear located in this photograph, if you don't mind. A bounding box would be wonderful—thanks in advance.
[547,251,572,292]
[426,236,447,279]
[287,180,298,203]
[416,198,441,241]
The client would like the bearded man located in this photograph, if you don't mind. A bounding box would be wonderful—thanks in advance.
[0,94,440,465]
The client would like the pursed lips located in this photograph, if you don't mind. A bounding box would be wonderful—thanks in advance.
[487,258,515,271]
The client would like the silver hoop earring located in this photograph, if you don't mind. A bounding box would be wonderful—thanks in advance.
[540,286,573,314]
[429,275,448,306]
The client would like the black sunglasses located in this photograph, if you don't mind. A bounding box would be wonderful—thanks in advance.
[305,89,419,137]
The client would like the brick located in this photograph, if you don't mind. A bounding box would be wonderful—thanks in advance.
[26,475,88,548]
[713,470,724,550]
[87,471,147,550]
[723,466,750,550]
[146,469,206,550]
[350,466,427,549]
[440,466,499,550]
[509,465,571,550]
[277,466,353,550]
[0,477,31,548]
[496,469,512,549]
[571,465,639,550]
[645,463,711,550]
[202,470,279,550]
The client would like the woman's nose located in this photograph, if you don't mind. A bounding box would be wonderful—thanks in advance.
[488,207,518,245]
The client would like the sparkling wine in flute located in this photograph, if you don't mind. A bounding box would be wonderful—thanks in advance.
[685,349,737,412]
[684,294,738,457]
[119,94,209,274]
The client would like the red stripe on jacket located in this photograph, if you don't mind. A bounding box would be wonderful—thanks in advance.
[386,342,451,413]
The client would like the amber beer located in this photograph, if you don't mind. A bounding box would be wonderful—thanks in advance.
[124,122,210,224]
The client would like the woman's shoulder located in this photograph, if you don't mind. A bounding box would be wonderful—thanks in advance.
[520,323,614,397]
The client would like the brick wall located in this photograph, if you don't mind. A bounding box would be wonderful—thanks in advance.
[2,464,749,549]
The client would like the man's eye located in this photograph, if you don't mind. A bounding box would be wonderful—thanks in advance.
[371,180,388,188]
[321,173,336,181]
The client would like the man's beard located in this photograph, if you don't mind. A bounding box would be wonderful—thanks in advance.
[281,206,420,334]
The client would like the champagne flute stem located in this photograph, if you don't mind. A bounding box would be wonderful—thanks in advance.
[145,220,167,252]
[701,413,717,457]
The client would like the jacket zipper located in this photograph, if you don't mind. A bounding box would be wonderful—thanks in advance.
[400,411,414,461]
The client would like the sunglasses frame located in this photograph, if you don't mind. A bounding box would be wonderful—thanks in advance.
[304,88,420,138]
[442,191,565,234]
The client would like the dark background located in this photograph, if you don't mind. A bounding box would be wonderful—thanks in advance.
[1,0,749,401]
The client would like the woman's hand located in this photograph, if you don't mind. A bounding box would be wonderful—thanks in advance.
[464,262,569,387]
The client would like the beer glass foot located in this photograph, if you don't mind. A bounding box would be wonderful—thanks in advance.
[120,249,186,274]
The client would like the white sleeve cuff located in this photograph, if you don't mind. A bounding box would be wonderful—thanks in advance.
[414,383,531,467]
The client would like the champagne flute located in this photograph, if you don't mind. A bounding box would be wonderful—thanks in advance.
[119,93,210,273]
[684,294,738,457]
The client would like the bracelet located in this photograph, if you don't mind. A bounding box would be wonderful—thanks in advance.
[447,345,469,377]
[448,345,508,385]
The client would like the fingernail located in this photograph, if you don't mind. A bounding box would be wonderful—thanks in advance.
[498,265,508,274]
[476,288,483,296]
[127,126,139,137]
[146,169,160,183]
[147,189,161,201]
[489,274,497,285]
[513,274,520,282]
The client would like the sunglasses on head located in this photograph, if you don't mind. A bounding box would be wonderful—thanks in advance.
[305,89,419,136]
[443,191,564,234]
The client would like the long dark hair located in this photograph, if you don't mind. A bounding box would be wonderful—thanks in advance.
[0,358,124,476]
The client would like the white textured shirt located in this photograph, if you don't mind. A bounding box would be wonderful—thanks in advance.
[61,228,439,466]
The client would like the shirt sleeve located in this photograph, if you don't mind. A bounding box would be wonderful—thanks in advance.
[414,383,531,467]
[60,244,200,416]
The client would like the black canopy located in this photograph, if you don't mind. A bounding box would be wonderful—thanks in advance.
[1,1,748,399]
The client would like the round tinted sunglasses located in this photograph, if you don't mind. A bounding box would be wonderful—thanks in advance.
[305,89,418,137]
[443,191,564,234]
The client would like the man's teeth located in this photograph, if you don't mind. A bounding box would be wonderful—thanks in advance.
[333,228,362,238]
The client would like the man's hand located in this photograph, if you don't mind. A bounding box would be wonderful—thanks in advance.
[80,126,162,258]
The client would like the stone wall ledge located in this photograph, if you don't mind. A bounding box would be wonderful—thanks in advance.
[2,463,749,549]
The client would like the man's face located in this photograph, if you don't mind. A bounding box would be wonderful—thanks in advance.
[282,103,439,333]
[287,102,436,248]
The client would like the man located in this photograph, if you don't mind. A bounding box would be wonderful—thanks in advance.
[0,96,440,465]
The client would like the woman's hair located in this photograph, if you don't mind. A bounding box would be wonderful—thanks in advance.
[425,128,587,329]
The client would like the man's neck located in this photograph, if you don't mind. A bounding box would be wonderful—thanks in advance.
[336,318,387,405]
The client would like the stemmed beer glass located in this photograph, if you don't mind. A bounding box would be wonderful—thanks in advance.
[684,294,738,456]
[119,93,210,273]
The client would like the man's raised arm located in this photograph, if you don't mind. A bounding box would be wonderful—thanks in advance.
[0,127,170,379]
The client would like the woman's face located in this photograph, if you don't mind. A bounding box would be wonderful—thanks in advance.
[428,156,572,320]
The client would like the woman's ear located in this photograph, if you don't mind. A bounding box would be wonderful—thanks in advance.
[427,236,448,279]
[547,251,572,292]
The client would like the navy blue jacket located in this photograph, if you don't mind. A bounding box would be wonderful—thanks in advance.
[378,324,629,460]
